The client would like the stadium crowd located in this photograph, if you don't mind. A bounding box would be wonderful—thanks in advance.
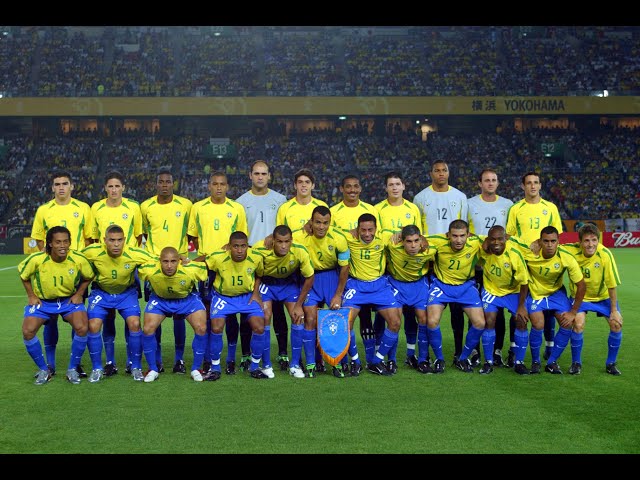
[1,26,638,97]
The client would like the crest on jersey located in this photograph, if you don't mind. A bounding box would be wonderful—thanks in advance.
[68,268,75,275]
[450,202,457,209]
[124,263,131,269]
[466,253,471,259]
[374,245,381,250]
[328,245,334,251]
[594,262,601,268]
[405,213,411,219]
[227,212,232,218]
[289,260,295,266]
[500,210,506,216]
[122,213,128,220]
[317,308,350,366]
[246,268,254,274]
[73,212,79,218]
[175,211,181,217]
[180,280,186,286]
[542,209,548,216]
[554,263,560,269]
[504,262,510,269]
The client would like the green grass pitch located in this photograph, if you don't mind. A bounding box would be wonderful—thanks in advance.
[0,250,638,454]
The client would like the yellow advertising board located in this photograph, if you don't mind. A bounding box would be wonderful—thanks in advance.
[0,96,639,116]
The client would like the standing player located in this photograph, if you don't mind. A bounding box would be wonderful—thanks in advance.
[90,171,143,376]
[200,231,268,380]
[413,160,468,364]
[140,168,193,374]
[82,224,155,382]
[296,205,351,378]
[19,226,94,385]
[31,170,93,377]
[236,160,287,372]
[330,174,381,368]
[342,213,403,376]
[506,171,563,364]
[137,247,209,383]
[514,226,585,374]
[188,171,247,374]
[477,225,529,374]
[276,168,328,370]
[550,224,623,375]
[252,225,315,379]
[468,168,513,367]
[375,172,422,369]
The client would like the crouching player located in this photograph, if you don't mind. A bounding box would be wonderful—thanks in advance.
[138,247,209,382]
[559,224,623,375]
[479,226,530,374]
[19,226,94,385]
[82,224,155,382]
[199,231,268,380]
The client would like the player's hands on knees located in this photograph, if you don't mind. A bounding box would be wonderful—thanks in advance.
[558,311,576,328]
[610,310,623,327]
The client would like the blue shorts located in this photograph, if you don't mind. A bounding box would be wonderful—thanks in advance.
[527,287,572,314]
[427,277,481,308]
[24,297,86,322]
[210,291,264,320]
[305,269,339,306]
[574,298,621,317]
[145,292,205,317]
[481,289,521,315]
[342,276,398,311]
[389,276,429,311]
[87,286,141,321]
[259,278,300,304]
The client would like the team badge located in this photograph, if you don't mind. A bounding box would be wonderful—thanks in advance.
[175,212,181,217]
[542,209,548,216]
[500,210,506,217]
[374,245,381,250]
[180,280,186,286]
[289,260,295,266]
[211,308,219,316]
[122,213,128,220]
[504,262,510,269]
[124,263,131,269]
[483,302,489,310]
[594,262,601,268]
[68,268,75,275]
[531,303,538,311]
[227,212,232,218]
[405,213,411,219]
[451,202,457,209]
[554,263,560,270]
[328,245,334,251]
[246,268,254,274]
[318,308,350,366]
[73,212,79,218]
[466,253,471,258]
